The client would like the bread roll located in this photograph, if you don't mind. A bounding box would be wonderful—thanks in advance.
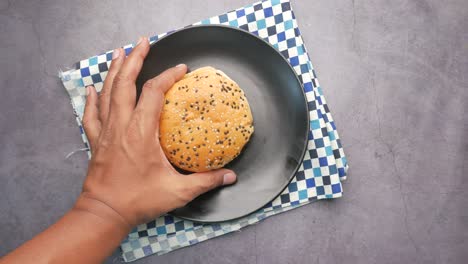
[160,66,254,172]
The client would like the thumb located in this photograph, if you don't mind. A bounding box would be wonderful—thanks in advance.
[183,169,237,199]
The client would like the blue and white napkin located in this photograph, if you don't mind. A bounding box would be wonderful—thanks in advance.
[60,0,348,261]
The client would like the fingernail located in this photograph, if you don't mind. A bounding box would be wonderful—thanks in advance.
[112,48,120,60]
[176,63,186,68]
[136,36,145,46]
[222,173,236,185]
[86,86,91,96]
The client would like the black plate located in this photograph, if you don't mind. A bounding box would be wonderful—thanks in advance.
[136,25,309,223]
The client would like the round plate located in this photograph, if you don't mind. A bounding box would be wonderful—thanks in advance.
[136,25,309,223]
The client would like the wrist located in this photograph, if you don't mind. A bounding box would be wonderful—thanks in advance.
[73,194,132,235]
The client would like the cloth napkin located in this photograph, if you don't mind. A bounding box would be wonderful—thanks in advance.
[60,0,348,261]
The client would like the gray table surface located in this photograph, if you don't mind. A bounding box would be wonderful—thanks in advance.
[1,0,467,263]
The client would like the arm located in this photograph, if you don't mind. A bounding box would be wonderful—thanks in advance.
[1,196,130,264]
[1,37,236,264]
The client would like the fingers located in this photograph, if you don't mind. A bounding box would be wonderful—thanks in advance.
[109,37,150,123]
[134,64,187,134]
[82,86,101,150]
[99,48,124,123]
[181,169,237,200]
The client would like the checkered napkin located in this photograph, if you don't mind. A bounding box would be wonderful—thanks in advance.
[60,0,348,261]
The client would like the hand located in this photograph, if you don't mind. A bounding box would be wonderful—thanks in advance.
[77,37,237,229]
[1,37,238,264]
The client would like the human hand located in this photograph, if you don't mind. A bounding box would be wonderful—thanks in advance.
[0,37,237,264]
[76,37,237,229]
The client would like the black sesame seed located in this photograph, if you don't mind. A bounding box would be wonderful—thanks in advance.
[165,100,170,104]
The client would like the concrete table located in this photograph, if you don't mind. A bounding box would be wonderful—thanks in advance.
[1,0,467,263]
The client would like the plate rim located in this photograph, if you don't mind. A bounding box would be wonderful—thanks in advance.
[146,24,311,223]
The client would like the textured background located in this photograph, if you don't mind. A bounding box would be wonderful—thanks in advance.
[0,0,467,263]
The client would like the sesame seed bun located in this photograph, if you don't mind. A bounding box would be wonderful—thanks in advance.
[160,66,254,172]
